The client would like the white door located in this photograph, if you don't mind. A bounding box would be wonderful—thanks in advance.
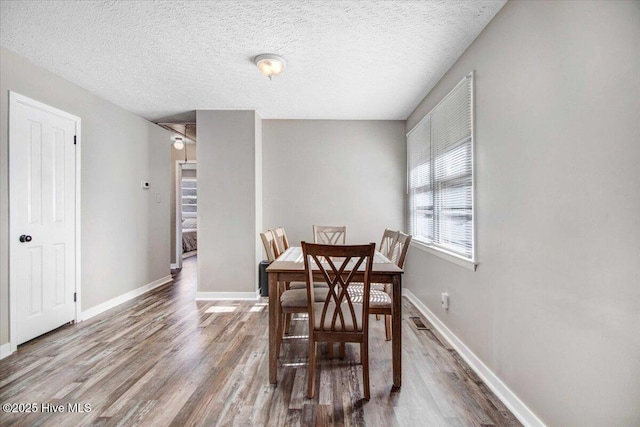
[9,93,79,346]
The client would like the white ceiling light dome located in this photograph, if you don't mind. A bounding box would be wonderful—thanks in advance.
[254,54,287,79]
[173,136,184,150]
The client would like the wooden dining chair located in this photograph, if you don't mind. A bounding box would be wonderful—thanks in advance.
[302,241,376,400]
[379,228,400,260]
[260,230,280,263]
[272,227,290,255]
[389,231,412,272]
[262,231,329,355]
[349,231,412,341]
[374,229,399,293]
[312,225,347,245]
[261,231,304,349]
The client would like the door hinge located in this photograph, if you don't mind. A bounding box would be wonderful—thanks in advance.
[74,292,77,302]
[74,135,77,145]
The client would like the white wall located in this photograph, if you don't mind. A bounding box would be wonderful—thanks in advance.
[170,143,197,264]
[404,2,640,426]
[262,120,406,248]
[196,110,262,296]
[0,48,171,345]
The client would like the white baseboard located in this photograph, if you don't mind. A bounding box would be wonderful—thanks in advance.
[403,289,546,427]
[80,275,173,321]
[195,291,260,301]
[170,263,179,269]
[0,342,11,360]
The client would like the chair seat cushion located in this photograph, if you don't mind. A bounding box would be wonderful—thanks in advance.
[313,302,364,332]
[351,282,385,292]
[281,288,328,308]
[347,285,391,309]
[288,281,329,290]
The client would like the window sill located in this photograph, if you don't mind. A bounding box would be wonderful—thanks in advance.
[410,240,478,271]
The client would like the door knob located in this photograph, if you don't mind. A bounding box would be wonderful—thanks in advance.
[19,235,32,243]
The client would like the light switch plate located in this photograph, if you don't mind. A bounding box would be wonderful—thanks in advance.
[441,292,449,310]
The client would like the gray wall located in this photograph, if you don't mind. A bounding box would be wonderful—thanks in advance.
[262,120,406,248]
[0,48,171,345]
[196,110,262,295]
[170,144,197,264]
[404,2,640,426]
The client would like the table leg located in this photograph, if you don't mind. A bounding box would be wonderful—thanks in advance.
[269,273,278,384]
[392,274,402,388]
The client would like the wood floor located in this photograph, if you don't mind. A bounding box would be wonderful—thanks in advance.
[0,257,521,426]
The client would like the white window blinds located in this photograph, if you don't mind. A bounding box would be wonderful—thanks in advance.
[407,73,474,260]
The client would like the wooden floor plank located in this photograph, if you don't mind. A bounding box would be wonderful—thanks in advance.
[0,257,521,426]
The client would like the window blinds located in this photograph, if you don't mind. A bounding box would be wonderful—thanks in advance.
[407,73,474,260]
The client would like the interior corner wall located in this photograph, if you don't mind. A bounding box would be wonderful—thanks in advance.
[262,120,406,248]
[254,113,263,283]
[0,48,172,346]
[196,110,261,295]
[404,2,640,426]
[170,144,197,265]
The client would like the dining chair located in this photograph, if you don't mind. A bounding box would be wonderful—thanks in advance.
[379,228,400,260]
[349,231,412,341]
[272,227,290,255]
[272,227,309,290]
[260,230,280,263]
[312,225,347,245]
[302,241,376,400]
[270,227,299,333]
[311,225,347,357]
[262,231,329,356]
[374,229,399,293]
[261,231,303,347]
[389,231,412,271]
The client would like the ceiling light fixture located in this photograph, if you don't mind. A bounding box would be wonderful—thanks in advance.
[254,54,286,80]
[173,136,184,150]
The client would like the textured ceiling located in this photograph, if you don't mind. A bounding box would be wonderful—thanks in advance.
[0,0,505,121]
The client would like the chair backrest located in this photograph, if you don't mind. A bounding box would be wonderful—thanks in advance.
[312,225,347,245]
[302,242,375,333]
[379,229,399,259]
[272,227,290,254]
[389,232,412,268]
[260,231,280,263]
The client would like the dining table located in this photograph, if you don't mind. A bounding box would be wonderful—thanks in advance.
[266,246,404,388]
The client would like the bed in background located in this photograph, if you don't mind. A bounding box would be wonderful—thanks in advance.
[182,217,197,253]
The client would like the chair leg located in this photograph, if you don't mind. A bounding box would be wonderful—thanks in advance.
[362,339,370,400]
[328,342,334,358]
[276,310,284,359]
[385,315,392,341]
[283,282,292,334]
[376,314,381,320]
[284,313,292,335]
[339,342,345,359]
[308,339,316,398]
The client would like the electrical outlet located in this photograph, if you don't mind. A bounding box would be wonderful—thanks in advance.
[441,292,449,310]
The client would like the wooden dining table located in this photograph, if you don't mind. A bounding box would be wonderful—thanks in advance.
[266,246,404,388]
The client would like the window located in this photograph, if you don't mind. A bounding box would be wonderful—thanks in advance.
[407,72,475,263]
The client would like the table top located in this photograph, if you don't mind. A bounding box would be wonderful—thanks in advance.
[266,246,403,274]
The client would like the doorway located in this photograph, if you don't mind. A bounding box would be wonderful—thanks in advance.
[8,92,81,352]
[175,161,197,269]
